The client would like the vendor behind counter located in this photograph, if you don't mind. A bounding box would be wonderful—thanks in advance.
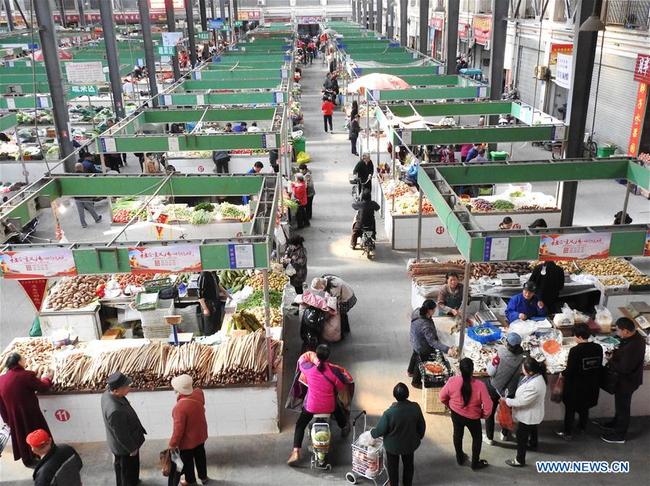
[505,281,547,324]
[529,261,565,313]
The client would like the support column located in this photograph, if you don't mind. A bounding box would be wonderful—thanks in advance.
[369,0,375,30]
[352,0,357,23]
[387,0,394,38]
[446,0,459,74]
[489,0,508,100]
[419,0,429,55]
[561,0,601,226]
[210,0,216,18]
[33,0,74,171]
[199,0,208,30]
[76,0,85,28]
[399,0,407,47]
[165,0,182,81]
[377,0,383,33]
[219,0,226,20]
[99,1,125,119]
[233,0,238,24]
[57,0,67,28]
[138,0,159,107]
[3,0,13,31]
[186,0,198,67]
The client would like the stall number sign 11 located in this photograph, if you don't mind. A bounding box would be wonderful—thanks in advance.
[69,85,98,96]
[157,46,176,56]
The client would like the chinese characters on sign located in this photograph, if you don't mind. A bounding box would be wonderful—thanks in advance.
[628,83,648,156]
[0,249,77,279]
[549,43,573,66]
[633,54,650,84]
[539,233,612,261]
[472,15,492,46]
[458,23,470,41]
[17,279,48,311]
[555,53,572,89]
[127,245,202,274]
[429,17,444,30]
[69,85,99,97]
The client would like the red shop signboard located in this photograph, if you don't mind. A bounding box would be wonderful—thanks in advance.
[429,17,444,31]
[627,82,648,156]
[458,23,470,41]
[633,54,650,84]
[472,15,492,46]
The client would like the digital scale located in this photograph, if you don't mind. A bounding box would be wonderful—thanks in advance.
[497,273,521,287]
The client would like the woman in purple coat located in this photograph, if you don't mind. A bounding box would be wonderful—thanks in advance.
[0,352,52,466]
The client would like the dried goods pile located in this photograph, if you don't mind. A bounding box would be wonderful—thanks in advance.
[407,259,464,286]
[3,332,279,392]
[43,275,107,310]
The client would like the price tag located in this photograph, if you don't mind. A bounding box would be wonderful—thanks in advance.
[194,71,202,80]
[168,137,180,152]
[196,94,205,105]
[6,97,16,109]
[228,244,255,269]
[274,92,284,104]
[100,137,117,153]
[264,133,277,149]
[38,97,49,108]
[163,95,172,106]
[484,237,509,262]
[401,130,412,145]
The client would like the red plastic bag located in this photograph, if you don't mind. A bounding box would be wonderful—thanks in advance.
[496,399,514,430]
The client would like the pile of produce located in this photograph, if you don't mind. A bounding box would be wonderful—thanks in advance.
[469,199,493,212]
[446,259,532,280]
[218,202,250,221]
[576,258,642,279]
[190,209,213,225]
[44,275,107,310]
[392,193,434,215]
[597,276,628,288]
[247,271,289,292]
[8,332,280,392]
[492,199,516,211]
[219,270,251,292]
[382,180,413,200]
[407,259,464,286]
[0,338,53,377]
[115,274,148,289]
[231,310,263,332]
[247,306,283,327]
[239,290,283,310]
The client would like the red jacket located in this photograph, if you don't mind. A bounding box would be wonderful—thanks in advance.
[0,366,51,462]
[169,388,208,450]
[321,100,335,116]
[292,181,308,206]
[439,375,493,420]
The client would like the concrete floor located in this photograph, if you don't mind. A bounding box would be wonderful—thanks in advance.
[2,60,650,485]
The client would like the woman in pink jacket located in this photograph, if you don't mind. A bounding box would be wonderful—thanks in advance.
[287,345,350,466]
[440,358,492,470]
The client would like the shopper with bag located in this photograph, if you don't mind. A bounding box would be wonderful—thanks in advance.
[504,358,547,467]
[101,372,147,486]
[440,358,492,470]
[370,383,425,486]
[282,235,308,294]
[0,352,53,467]
[555,324,602,440]
[168,374,209,486]
[287,346,350,466]
[595,317,646,444]
[483,332,524,444]
[320,275,357,335]
[408,300,459,389]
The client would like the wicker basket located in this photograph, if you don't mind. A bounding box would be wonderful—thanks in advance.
[422,386,447,414]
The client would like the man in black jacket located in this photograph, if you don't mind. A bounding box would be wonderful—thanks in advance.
[529,261,565,313]
[349,114,361,155]
[26,429,82,486]
[350,191,379,249]
[596,318,646,444]
[556,323,602,440]
[353,153,374,195]
[101,372,147,486]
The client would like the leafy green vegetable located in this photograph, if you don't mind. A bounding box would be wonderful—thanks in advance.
[190,209,213,225]
[239,290,283,310]
[194,202,215,212]
[492,200,515,210]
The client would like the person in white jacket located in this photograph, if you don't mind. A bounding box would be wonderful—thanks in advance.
[504,357,547,467]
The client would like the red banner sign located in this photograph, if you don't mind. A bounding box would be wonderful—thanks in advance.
[238,10,261,21]
[472,15,492,46]
[549,43,573,66]
[634,54,650,84]
[429,16,444,30]
[458,23,470,41]
[18,279,48,311]
[628,83,648,156]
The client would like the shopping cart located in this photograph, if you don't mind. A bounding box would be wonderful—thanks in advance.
[310,414,332,470]
[345,411,389,485]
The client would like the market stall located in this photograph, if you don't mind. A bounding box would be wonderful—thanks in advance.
[0,171,293,440]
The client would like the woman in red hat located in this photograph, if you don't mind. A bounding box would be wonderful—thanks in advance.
[0,352,52,466]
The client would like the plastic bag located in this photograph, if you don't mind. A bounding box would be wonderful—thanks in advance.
[357,430,380,448]
[553,304,575,327]
[296,151,311,164]
[595,305,613,327]
[285,263,296,277]
[550,374,564,403]
[171,449,184,470]
[496,399,514,430]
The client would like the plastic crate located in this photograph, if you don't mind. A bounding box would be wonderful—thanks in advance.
[467,323,502,344]
[422,386,447,414]
[139,301,173,339]
[418,351,452,387]
[594,275,629,295]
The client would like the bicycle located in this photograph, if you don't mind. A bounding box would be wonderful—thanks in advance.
[584,132,597,158]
